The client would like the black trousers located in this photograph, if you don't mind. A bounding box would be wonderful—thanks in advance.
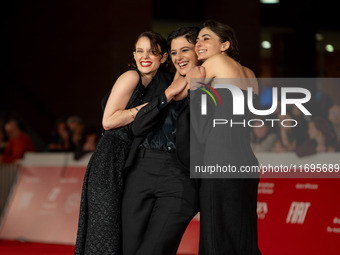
[122,149,198,255]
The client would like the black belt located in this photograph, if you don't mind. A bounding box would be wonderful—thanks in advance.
[137,147,176,159]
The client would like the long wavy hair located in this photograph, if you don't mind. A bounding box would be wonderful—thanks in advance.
[202,19,240,62]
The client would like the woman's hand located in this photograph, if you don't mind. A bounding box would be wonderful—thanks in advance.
[186,66,206,90]
[173,84,189,101]
[186,66,206,81]
[165,76,187,102]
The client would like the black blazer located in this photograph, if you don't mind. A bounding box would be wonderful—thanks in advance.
[124,94,190,171]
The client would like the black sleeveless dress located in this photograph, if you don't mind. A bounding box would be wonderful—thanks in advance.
[197,88,262,255]
[74,70,146,255]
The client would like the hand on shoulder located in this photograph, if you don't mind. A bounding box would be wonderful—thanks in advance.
[165,76,188,102]
[185,66,206,92]
[186,66,206,81]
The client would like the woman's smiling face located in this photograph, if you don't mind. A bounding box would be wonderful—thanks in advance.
[133,36,165,76]
[195,27,228,61]
[170,36,199,76]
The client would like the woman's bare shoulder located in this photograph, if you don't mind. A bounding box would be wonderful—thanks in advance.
[110,70,141,93]
[120,69,140,81]
[242,66,258,94]
[202,54,237,77]
[243,66,256,78]
[202,54,226,68]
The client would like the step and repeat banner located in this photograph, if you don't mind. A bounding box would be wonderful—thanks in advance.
[0,153,89,245]
[0,152,339,254]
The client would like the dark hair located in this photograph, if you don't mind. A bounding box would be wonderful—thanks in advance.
[6,116,26,132]
[128,31,171,71]
[167,26,200,49]
[202,19,240,62]
[311,117,335,144]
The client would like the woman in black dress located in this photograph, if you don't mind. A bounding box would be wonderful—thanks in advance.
[192,20,262,254]
[74,31,172,255]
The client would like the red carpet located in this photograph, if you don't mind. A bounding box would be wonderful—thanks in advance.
[0,240,75,255]
[0,240,196,255]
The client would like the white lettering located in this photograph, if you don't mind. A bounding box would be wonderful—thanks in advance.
[281,87,312,115]
[286,202,311,224]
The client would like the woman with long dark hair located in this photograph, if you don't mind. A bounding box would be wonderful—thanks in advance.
[189,20,261,254]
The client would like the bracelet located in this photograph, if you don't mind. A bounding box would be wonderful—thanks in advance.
[129,109,135,119]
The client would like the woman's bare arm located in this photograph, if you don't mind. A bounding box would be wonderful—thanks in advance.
[102,70,147,130]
